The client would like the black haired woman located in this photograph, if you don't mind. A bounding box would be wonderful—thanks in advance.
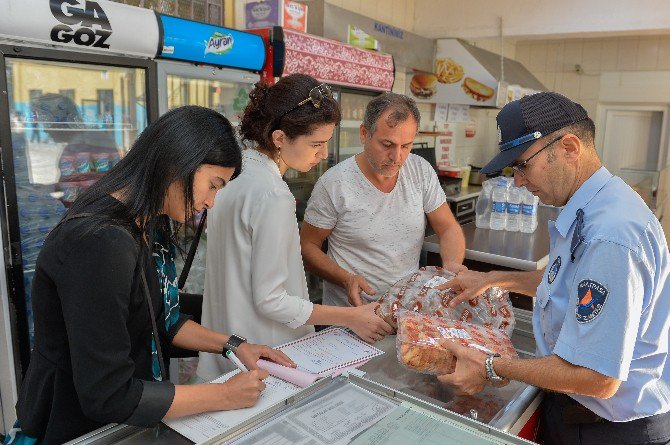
[198,74,393,380]
[5,106,293,445]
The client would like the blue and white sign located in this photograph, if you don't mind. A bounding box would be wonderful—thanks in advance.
[0,0,160,57]
[159,15,265,71]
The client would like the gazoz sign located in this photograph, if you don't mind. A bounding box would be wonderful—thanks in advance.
[50,1,113,49]
[0,0,160,58]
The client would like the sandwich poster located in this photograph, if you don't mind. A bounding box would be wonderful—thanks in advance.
[407,39,498,106]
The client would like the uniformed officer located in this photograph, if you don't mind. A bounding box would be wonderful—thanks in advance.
[437,92,670,445]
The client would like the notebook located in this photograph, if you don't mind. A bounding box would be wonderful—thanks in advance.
[257,327,384,387]
[164,328,384,443]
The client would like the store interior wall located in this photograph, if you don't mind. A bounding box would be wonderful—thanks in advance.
[316,0,416,34]
[413,0,670,40]
[432,35,670,172]
[513,36,670,119]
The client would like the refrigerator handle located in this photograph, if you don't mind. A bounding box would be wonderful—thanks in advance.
[8,241,21,268]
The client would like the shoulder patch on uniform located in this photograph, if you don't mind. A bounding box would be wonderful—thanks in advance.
[548,256,561,284]
[576,279,608,323]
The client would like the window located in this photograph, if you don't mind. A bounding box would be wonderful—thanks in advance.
[97,89,115,124]
[206,0,222,26]
[59,89,75,103]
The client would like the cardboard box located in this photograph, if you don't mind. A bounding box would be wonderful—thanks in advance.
[244,0,307,32]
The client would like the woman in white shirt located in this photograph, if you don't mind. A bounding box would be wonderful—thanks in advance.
[198,74,393,380]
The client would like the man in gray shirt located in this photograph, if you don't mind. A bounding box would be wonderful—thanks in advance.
[300,93,465,308]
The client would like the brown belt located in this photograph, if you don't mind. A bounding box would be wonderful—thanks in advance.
[548,393,606,425]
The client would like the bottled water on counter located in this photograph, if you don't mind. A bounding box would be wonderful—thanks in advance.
[505,184,522,232]
[489,178,508,230]
[475,179,494,229]
[520,188,540,233]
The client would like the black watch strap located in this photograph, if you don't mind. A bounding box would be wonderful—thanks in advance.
[222,334,247,356]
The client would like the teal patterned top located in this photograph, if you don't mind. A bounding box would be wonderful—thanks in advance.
[151,231,180,381]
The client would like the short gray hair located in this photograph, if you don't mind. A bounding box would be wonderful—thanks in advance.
[362,92,420,136]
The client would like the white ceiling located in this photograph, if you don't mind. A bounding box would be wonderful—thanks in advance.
[413,0,670,40]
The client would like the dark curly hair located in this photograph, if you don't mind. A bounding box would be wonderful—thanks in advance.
[239,73,341,156]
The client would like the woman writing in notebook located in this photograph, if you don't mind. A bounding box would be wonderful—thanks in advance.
[198,74,393,380]
[6,107,293,445]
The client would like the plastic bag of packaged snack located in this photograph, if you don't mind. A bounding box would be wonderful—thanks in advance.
[377,266,515,337]
[396,309,518,375]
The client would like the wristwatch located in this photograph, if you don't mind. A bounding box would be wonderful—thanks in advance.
[222,334,247,356]
[484,353,504,382]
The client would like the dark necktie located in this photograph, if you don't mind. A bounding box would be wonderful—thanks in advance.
[570,208,585,263]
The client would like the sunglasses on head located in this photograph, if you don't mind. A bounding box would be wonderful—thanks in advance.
[278,83,333,120]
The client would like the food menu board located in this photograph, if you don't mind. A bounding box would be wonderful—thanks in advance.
[406,39,498,106]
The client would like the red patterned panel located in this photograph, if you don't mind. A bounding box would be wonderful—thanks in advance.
[283,29,394,91]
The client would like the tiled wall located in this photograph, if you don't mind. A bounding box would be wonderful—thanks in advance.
[325,0,416,33]
[514,36,670,118]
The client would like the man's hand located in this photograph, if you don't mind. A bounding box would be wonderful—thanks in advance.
[344,273,375,306]
[436,270,494,307]
[443,261,468,274]
[436,340,489,396]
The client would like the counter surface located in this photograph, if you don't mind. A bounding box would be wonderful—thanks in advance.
[424,205,560,271]
[71,333,539,444]
[359,335,535,426]
[444,185,482,202]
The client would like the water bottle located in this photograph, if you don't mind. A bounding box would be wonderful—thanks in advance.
[505,184,522,232]
[475,179,493,229]
[520,188,540,233]
[489,178,508,230]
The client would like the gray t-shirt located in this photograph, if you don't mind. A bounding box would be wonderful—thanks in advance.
[304,153,446,306]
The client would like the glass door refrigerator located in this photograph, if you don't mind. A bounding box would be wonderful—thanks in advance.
[335,87,379,163]
[0,0,160,428]
[153,16,265,383]
[155,15,264,295]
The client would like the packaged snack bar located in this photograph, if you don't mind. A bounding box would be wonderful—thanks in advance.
[396,310,518,375]
[378,266,515,337]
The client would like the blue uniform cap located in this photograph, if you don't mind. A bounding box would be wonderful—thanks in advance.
[481,92,590,174]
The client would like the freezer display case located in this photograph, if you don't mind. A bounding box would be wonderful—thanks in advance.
[64,335,541,444]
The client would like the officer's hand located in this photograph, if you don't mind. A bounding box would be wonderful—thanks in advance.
[436,340,488,396]
[344,273,375,307]
[436,270,494,307]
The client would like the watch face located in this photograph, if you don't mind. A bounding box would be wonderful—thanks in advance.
[228,334,246,348]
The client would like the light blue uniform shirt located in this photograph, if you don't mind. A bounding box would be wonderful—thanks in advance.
[533,166,670,422]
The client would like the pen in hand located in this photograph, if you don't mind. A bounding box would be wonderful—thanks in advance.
[226,350,249,372]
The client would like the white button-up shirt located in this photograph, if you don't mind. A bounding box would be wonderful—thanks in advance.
[198,149,314,380]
